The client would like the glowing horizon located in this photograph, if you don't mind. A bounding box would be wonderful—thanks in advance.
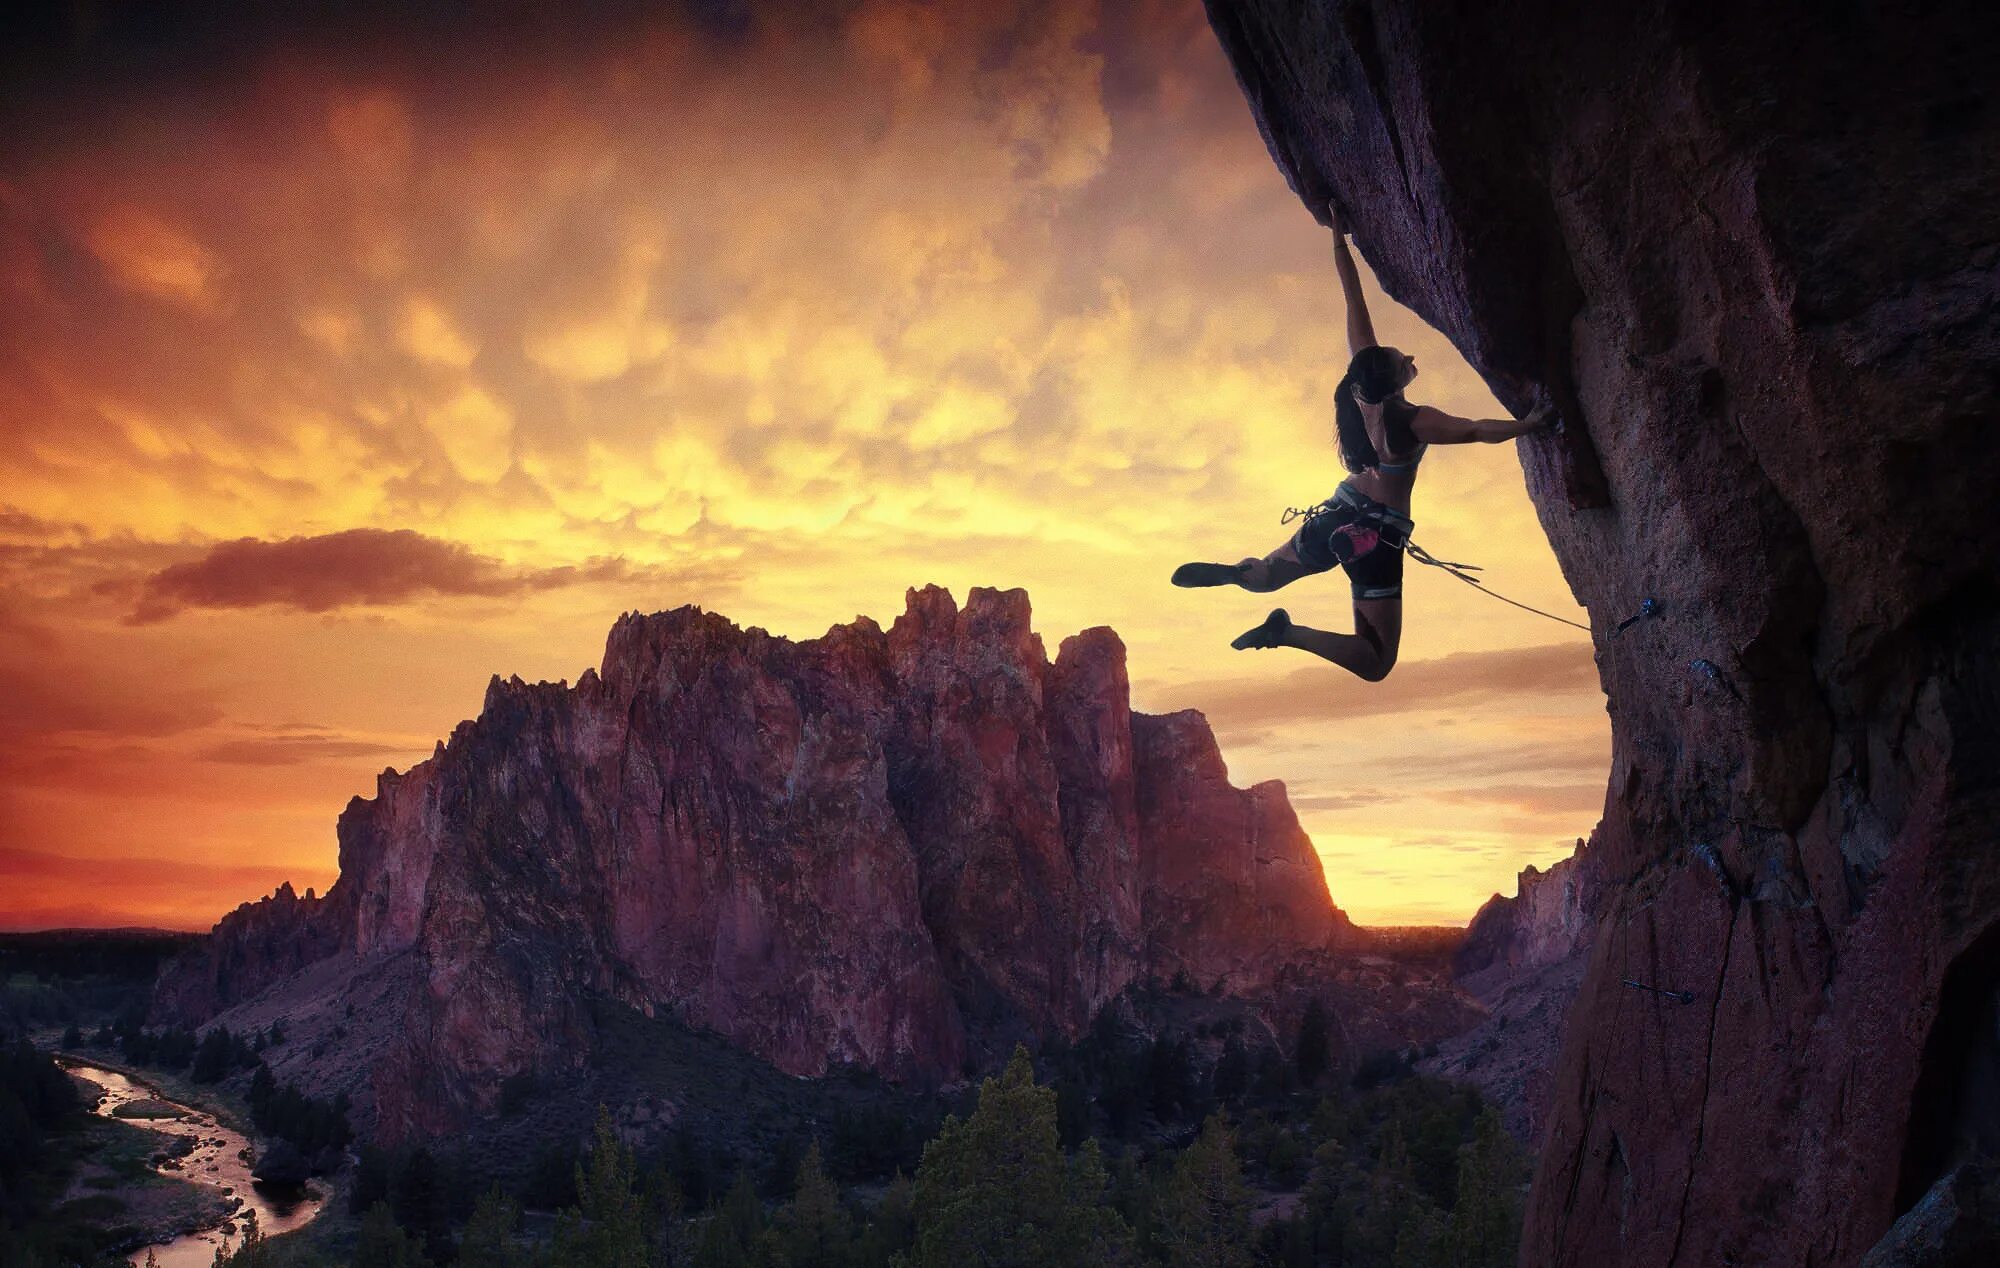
[0,0,1606,932]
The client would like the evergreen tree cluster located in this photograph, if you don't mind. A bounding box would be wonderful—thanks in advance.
[247,1064,354,1165]
[209,1033,1527,1268]
[1257,1080,1528,1267]
[191,1024,265,1084]
[0,1032,90,1267]
[115,1017,200,1069]
[0,930,193,1034]
[0,1034,82,1211]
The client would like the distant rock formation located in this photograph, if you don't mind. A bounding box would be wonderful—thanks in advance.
[1422,838,1600,1141]
[1206,1,2000,1264]
[158,587,1390,1137]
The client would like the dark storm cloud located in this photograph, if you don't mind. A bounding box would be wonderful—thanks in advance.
[124,527,661,622]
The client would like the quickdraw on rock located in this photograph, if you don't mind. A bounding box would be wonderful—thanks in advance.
[1614,597,1662,635]
[1622,978,1697,1005]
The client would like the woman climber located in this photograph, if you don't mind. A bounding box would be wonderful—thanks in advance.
[1171,201,1552,682]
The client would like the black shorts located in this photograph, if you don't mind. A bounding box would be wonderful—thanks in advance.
[1287,488,1411,601]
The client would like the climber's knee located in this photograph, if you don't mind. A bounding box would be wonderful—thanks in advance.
[1236,558,1277,592]
[1357,648,1398,682]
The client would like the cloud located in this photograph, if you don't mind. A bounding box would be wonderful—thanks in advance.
[0,508,90,545]
[85,205,222,308]
[1150,642,1601,731]
[197,732,414,767]
[1433,782,1606,817]
[0,605,222,738]
[0,847,328,932]
[1289,789,1399,813]
[124,528,654,622]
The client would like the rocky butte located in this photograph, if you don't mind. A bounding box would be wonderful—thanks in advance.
[1205,1,2000,1264]
[157,586,1483,1138]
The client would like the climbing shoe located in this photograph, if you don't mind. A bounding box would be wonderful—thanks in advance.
[1172,561,1246,588]
[1231,608,1291,651]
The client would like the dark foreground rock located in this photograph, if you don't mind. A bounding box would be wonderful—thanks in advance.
[1205,1,2000,1264]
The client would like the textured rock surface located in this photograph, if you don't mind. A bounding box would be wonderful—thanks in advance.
[158,587,1373,1135]
[1857,1165,2000,1268]
[1206,2,2000,1264]
[1453,839,1599,997]
[1422,839,1600,1141]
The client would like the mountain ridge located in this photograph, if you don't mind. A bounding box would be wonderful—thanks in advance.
[155,585,1499,1139]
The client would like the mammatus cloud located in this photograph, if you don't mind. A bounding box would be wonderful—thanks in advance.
[124,528,655,622]
[0,0,1607,928]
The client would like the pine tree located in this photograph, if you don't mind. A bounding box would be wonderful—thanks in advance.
[774,1142,851,1268]
[1211,1035,1248,1104]
[353,1202,429,1268]
[1353,1123,1416,1262]
[552,1107,650,1268]
[1446,1107,1525,1267]
[391,1147,450,1259]
[191,1028,232,1083]
[1391,1201,1449,1268]
[691,1171,769,1268]
[1157,1115,1254,1268]
[853,1171,914,1268]
[908,1046,1132,1268]
[458,1186,526,1268]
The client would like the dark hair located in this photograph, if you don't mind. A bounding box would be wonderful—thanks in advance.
[1334,346,1418,474]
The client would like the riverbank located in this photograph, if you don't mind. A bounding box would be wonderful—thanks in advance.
[57,1055,328,1267]
[49,1089,232,1259]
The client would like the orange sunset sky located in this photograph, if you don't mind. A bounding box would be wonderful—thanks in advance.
[0,0,1606,931]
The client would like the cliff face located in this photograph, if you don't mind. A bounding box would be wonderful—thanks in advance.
[1454,839,1599,994]
[159,587,1358,1135]
[1205,2,2000,1264]
[1423,839,1601,1141]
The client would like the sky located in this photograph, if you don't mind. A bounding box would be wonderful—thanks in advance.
[0,0,1607,931]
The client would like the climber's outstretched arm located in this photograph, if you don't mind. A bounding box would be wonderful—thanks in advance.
[1411,404,1553,445]
[1328,202,1378,356]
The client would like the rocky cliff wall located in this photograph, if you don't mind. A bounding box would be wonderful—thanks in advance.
[1205,1,2000,1263]
[1423,839,1601,1141]
[158,587,1361,1135]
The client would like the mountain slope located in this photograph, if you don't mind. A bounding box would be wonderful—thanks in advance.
[157,587,1387,1136]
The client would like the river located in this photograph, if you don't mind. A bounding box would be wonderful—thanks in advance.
[61,1060,325,1268]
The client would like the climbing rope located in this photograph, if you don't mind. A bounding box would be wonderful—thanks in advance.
[1403,538,1596,633]
[1280,498,1596,634]
[1622,978,1697,1005]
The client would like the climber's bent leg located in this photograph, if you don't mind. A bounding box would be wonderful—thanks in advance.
[1278,606,1400,681]
[1234,548,1316,593]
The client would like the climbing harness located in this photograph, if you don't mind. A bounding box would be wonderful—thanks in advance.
[1280,490,1593,632]
[1281,493,1593,633]
[1622,978,1697,1005]
[1614,597,1663,635]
